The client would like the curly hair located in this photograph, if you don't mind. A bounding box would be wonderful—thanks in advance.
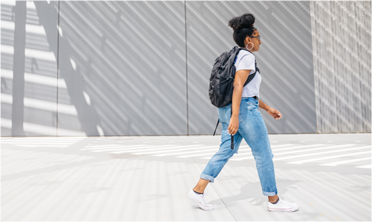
[228,13,257,48]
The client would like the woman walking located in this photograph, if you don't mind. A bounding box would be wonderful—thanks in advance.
[188,13,299,212]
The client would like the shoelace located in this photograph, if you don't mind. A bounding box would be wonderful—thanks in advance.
[199,191,208,198]
[276,199,294,206]
[197,191,208,202]
[199,191,210,206]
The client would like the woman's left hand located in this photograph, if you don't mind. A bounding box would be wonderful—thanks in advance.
[267,108,282,120]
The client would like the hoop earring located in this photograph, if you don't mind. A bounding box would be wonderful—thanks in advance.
[246,42,254,50]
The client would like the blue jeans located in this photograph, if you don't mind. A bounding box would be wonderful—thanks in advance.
[200,97,277,196]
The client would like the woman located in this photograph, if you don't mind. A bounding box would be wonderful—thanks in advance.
[188,13,299,212]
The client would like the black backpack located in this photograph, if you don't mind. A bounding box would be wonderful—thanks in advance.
[209,46,259,107]
[208,46,259,149]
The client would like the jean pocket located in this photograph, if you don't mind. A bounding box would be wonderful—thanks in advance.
[218,104,244,124]
[247,103,254,111]
[238,105,246,123]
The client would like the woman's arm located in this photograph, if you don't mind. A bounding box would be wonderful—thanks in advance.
[258,99,270,111]
[228,69,250,135]
[258,99,282,120]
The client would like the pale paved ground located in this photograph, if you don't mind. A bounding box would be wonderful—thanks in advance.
[1,134,371,221]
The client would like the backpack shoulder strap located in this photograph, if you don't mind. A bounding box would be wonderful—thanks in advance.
[235,48,258,87]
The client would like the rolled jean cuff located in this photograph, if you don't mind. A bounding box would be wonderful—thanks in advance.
[263,190,277,196]
[200,173,215,183]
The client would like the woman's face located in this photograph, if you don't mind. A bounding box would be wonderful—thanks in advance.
[245,30,261,52]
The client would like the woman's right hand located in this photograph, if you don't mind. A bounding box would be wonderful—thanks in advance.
[228,115,239,135]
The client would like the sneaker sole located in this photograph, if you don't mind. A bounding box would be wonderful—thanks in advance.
[188,192,214,211]
[268,204,299,212]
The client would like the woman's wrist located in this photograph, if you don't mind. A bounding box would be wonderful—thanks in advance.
[232,114,239,118]
[262,103,271,112]
[266,106,273,112]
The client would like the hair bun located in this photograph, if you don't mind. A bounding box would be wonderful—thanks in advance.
[228,13,255,31]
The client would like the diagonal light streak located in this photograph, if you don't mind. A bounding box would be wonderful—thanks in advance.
[231,144,359,161]
[287,148,371,164]
[119,145,214,155]
[320,157,371,166]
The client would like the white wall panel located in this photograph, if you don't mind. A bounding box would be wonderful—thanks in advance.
[311,1,371,133]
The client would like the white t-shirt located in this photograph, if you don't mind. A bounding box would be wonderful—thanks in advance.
[234,50,261,98]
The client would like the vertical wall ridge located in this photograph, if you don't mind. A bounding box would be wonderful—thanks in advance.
[56,0,60,137]
[184,0,189,136]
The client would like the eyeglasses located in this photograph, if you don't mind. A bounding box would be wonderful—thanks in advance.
[251,35,261,41]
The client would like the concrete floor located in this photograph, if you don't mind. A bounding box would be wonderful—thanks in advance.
[1,133,371,221]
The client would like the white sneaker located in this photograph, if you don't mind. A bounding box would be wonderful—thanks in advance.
[267,197,299,212]
[188,189,214,211]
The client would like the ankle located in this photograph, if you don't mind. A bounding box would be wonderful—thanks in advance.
[269,196,279,203]
[193,188,204,194]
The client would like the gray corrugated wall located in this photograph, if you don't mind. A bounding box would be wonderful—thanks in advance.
[1,1,370,136]
[56,1,188,136]
[2,1,188,136]
[310,1,371,133]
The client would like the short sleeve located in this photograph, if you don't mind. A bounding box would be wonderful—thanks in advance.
[236,54,255,73]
